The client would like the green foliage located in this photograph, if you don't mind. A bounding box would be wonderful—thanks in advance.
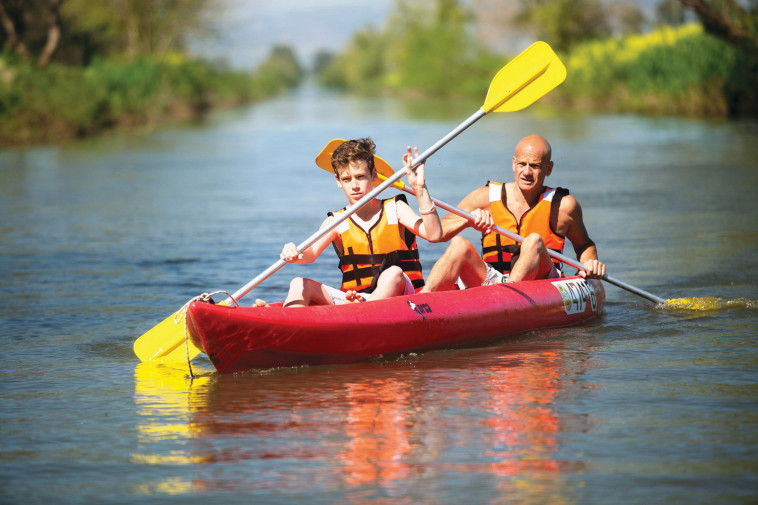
[85,58,161,116]
[315,0,753,118]
[0,0,210,65]
[317,0,502,97]
[0,57,107,140]
[0,0,307,144]
[656,0,687,26]
[0,49,301,144]
[252,45,304,95]
[312,50,335,75]
[518,0,611,52]
[59,0,209,61]
[561,24,738,115]
[387,0,480,93]
[318,27,388,92]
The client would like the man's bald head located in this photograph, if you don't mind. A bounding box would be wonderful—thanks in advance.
[514,135,552,164]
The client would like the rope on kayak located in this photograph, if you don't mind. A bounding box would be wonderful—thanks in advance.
[175,291,239,378]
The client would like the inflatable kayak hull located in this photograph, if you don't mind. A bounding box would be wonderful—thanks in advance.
[187,276,605,374]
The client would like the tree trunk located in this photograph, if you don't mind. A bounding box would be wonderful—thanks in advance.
[679,0,758,116]
[0,0,29,59]
[38,0,63,67]
[678,0,753,49]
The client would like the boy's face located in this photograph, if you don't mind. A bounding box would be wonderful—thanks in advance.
[335,160,377,205]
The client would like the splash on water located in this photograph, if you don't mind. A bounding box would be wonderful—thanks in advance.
[659,297,758,312]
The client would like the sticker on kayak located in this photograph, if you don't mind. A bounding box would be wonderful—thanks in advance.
[407,300,432,320]
[552,278,598,315]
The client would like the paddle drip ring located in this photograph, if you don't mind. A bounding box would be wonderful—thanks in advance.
[175,291,239,378]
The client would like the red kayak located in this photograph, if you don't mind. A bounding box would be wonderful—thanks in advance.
[187,276,605,374]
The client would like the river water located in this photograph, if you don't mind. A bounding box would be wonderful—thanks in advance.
[1,85,757,504]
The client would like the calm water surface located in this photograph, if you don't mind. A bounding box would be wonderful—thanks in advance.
[1,86,757,504]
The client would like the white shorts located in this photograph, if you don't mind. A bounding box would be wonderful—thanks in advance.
[323,272,415,305]
[482,263,509,286]
[459,263,562,289]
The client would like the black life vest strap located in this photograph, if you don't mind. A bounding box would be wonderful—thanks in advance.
[338,248,420,268]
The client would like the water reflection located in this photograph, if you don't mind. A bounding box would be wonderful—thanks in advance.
[132,362,214,494]
[484,352,563,476]
[132,341,595,501]
[482,351,579,505]
[339,378,414,487]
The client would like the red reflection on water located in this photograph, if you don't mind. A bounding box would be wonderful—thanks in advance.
[338,379,413,486]
[136,340,592,497]
[481,351,563,477]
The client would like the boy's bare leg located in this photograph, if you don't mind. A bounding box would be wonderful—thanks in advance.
[283,277,334,307]
[365,266,406,302]
[253,277,335,308]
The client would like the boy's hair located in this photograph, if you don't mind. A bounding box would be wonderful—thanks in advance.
[331,137,376,176]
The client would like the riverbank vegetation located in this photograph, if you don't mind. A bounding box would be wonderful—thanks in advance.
[1,0,755,146]
[559,24,738,116]
[0,0,303,145]
[318,0,502,97]
[317,0,757,118]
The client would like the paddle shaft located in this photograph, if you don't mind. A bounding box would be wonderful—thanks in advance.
[389,182,666,304]
[221,109,487,305]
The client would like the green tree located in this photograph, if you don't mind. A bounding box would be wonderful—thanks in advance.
[0,0,63,66]
[0,0,212,65]
[318,0,499,96]
[678,0,757,50]
[517,0,611,52]
[318,26,388,91]
[613,3,647,35]
[312,50,335,75]
[253,44,303,94]
[385,0,472,92]
[678,0,758,115]
[657,0,688,26]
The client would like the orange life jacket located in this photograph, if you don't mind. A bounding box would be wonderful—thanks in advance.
[331,195,424,293]
[481,182,568,274]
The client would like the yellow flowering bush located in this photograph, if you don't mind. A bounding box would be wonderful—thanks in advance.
[561,24,736,115]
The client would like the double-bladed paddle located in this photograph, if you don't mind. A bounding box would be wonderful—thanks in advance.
[315,142,668,305]
[133,41,567,364]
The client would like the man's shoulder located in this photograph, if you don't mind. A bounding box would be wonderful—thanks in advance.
[556,192,581,216]
[469,184,492,201]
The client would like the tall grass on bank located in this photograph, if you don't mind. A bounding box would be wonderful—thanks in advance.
[0,54,259,145]
[560,24,738,116]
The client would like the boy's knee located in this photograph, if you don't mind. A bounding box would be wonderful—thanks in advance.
[380,265,404,283]
[289,277,306,292]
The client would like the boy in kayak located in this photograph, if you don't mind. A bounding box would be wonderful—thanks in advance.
[421,134,606,291]
[256,138,442,307]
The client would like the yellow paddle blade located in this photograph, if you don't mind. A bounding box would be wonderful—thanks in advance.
[133,300,217,363]
[315,138,405,189]
[314,138,345,176]
[482,41,566,114]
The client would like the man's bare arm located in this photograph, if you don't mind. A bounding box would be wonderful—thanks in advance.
[439,186,491,241]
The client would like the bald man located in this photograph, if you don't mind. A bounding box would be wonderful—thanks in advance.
[421,134,606,292]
